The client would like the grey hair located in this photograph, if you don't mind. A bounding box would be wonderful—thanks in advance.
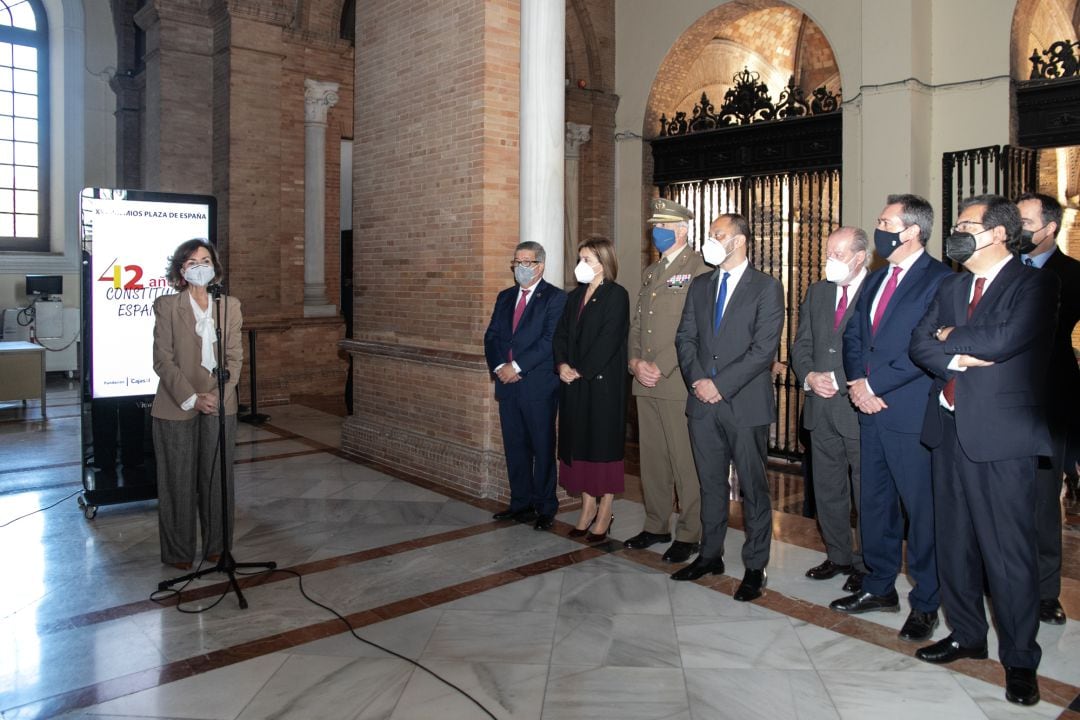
[842,226,870,266]
[515,241,546,263]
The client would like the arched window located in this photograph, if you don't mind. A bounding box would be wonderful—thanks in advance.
[340,0,355,44]
[0,0,47,252]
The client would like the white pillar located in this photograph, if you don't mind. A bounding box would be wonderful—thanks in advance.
[520,0,565,288]
[303,79,339,318]
[564,122,591,284]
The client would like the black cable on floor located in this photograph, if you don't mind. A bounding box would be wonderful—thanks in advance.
[252,567,498,719]
[0,489,80,527]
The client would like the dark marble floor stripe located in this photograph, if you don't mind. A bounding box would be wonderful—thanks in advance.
[5,546,606,720]
[0,460,80,475]
[233,448,328,464]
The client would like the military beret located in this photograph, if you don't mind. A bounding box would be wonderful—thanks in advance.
[647,197,694,224]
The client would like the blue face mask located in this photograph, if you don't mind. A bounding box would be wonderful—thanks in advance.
[651,226,676,254]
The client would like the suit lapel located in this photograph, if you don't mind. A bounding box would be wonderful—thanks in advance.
[513,280,545,335]
[968,258,1018,322]
[876,252,929,332]
[715,266,755,336]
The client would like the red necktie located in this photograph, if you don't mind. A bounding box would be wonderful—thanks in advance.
[871,265,902,335]
[942,277,985,408]
[833,284,849,332]
[508,288,529,361]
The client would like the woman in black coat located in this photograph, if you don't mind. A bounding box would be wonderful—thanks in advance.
[554,237,629,542]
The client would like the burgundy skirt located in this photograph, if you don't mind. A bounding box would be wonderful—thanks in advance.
[559,459,625,497]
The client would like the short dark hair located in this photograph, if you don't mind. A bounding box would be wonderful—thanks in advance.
[166,238,222,290]
[720,213,752,242]
[578,237,618,281]
[515,241,546,263]
[886,193,934,244]
[1016,192,1063,235]
[959,194,1023,251]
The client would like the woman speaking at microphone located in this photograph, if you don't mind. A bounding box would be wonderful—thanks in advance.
[151,239,243,570]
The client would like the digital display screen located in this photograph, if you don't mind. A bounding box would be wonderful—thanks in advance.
[81,189,216,399]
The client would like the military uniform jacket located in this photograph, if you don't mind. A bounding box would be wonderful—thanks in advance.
[628,247,709,401]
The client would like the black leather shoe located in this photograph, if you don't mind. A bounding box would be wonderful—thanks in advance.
[1039,598,1066,625]
[842,570,864,593]
[829,590,900,614]
[661,541,699,564]
[914,635,988,664]
[733,568,766,602]
[533,514,555,531]
[805,559,853,580]
[670,555,724,581]
[623,531,672,550]
[513,508,537,523]
[492,507,521,520]
[1004,666,1040,706]
[899,609,939,642]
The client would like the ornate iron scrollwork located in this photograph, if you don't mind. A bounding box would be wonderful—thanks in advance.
[659,69,841,137]
[1029,39,1080,80]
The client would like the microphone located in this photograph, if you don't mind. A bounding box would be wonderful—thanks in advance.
[207,282,225,298]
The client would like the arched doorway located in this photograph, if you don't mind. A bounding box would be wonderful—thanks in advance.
[643,2,843,460]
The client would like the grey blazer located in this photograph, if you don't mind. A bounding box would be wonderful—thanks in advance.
[675,264,785,427]
[790,278,862,439]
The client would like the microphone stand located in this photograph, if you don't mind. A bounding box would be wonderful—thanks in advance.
[159,283,276,607]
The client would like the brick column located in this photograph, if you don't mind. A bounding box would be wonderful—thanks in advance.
[303,79,339,318]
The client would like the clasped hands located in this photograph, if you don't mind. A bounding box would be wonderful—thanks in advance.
[846,378,887,414]
[692,378,723,404]
[630,358,662,388]
[194,392,219,414]
[495,364,521,384]
[558,363,582,384]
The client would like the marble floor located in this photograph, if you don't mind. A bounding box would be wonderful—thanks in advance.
[1,378,1079,719]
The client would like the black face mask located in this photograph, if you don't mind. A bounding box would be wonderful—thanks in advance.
[873,228,905,260]
[1017,227,1040,255]
[944,231,991,265]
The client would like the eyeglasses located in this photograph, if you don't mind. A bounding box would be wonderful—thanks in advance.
[950,221,987,234]
[510,260,541,269]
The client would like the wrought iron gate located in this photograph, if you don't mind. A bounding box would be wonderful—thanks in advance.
[940,145,1037,247]
[657,171,841,460]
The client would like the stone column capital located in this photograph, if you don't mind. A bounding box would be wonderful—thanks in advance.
[304,79,340,125]
[565,122,591,158]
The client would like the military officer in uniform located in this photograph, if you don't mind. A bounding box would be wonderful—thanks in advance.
[625,198,709,563]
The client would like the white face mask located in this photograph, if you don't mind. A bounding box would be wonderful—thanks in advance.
[824,256,853,284]
[574,260,597,284]
[702,237,728,267]
[183,264,215,287]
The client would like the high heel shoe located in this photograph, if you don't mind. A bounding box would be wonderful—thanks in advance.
[585,514,614,543]
[568,510,598,538]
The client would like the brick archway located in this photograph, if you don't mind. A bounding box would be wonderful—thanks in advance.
[642,0,841,139]
[1010,0,1078,80]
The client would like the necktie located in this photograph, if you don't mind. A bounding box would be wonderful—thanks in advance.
[1024,258,1034,267]
[508,288,529,361]
[871,265,903,335]
[942,277,985,408]
[713,272,730,333]
[833,284,849,332]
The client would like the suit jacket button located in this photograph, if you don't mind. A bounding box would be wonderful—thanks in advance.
[597,374,604,380]
[712,354,718,360]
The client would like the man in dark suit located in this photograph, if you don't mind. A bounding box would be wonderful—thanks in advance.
[671,213,785,602]
[830,194,950,644]
[910,194,1057,707]
[625,198,708,563]
[483,241,567,530]
[1017,192,1080,626]
[790,226,869,591]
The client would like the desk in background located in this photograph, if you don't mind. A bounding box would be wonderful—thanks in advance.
[0,341,46,417]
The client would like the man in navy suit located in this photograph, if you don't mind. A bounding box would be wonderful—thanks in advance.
[1017,192,1080,626]
[830,194,950,645]
[910,194,1057,707]
[484,241,567,530]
